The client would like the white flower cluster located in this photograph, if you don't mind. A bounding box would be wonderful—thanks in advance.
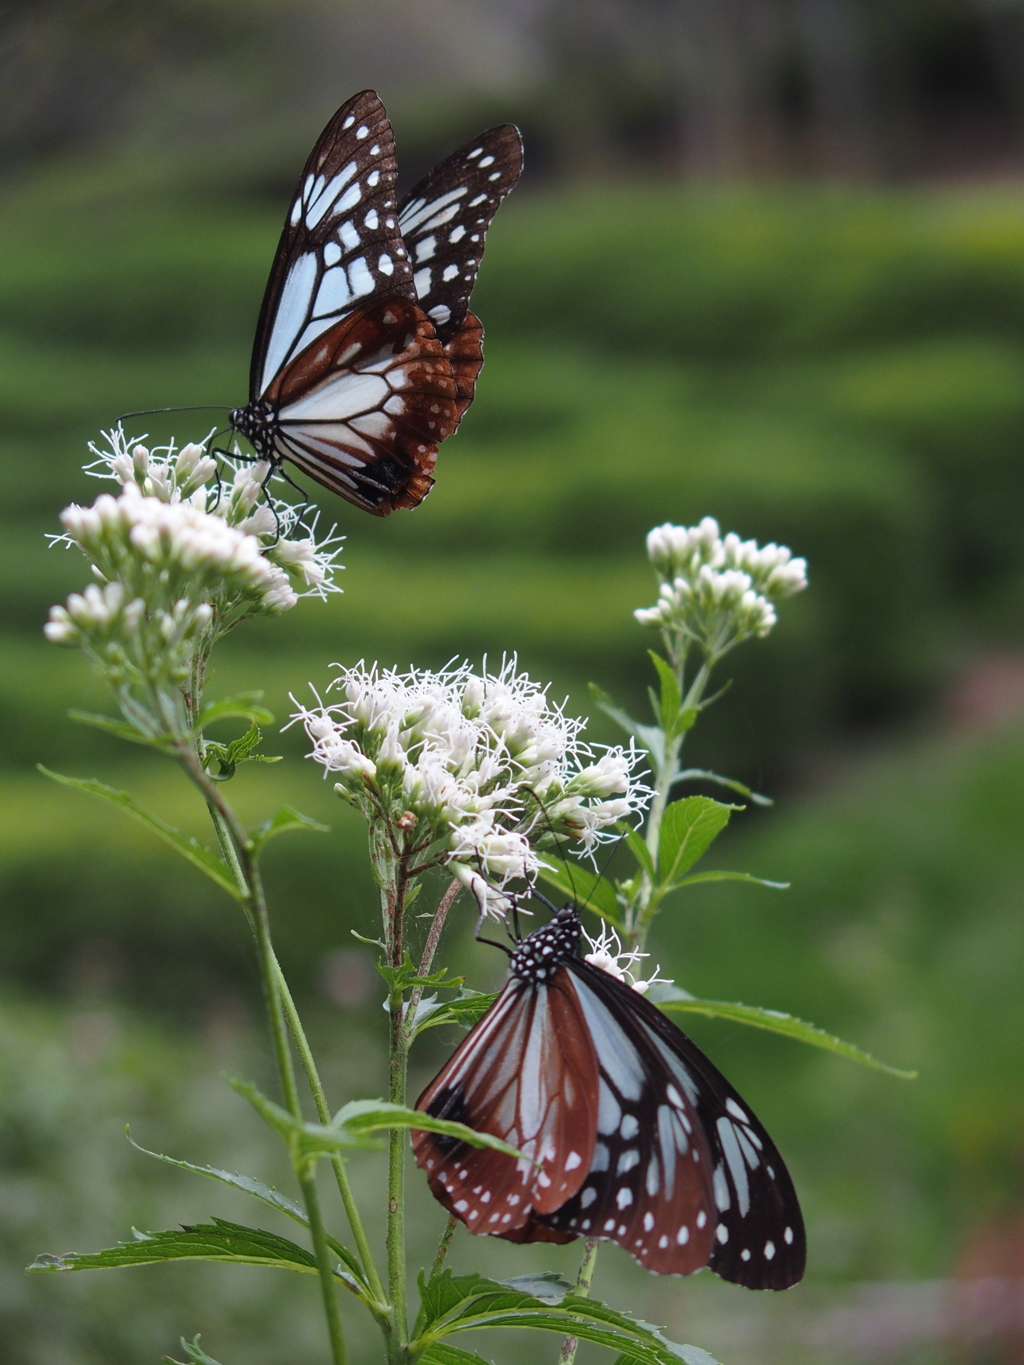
[582,922,670,995]
[46,429,344,691]
[635,518,807,656]
[292,659,649,918]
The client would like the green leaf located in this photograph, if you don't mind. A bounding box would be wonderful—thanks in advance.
[29,1219,319,1276]
[537,860,623,927]
[162,1335,223,1365]
[199,692,274,729]
[249,806,330,854]
[418,1345,494,1365]
[657,796,734,885]
[204,723,281,781]
[37,767,240,900]
[675,767,773,806]
[666,870,788,892]
[377,953,463,995]
[648,651,682,731]
[410,988,498,1038]
[654,988,917,1078]
[621,824,656,881]
[333,1100,534,1163]
[67,709,170,750]
[410,1270,717,1364]
[232,1079,533,1171]
[127,1128,305,1223]
[589,683,664,766]
[126,1129,372,1298]
[500,1272,574,1304]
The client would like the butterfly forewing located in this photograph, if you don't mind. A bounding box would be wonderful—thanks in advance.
[399,124,523,343]
[412,970,599,1235]
[251,90,415,400]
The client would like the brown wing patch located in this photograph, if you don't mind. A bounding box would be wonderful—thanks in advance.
[445,311,485,426]
[267,297,457,516]
[412,972,599,1236]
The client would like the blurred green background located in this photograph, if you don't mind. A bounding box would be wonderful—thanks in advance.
[4,2,1024,1363]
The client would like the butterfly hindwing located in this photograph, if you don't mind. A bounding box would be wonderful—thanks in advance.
[412,972,599,1235]
[251,89,416,401]
[264,296,456,514]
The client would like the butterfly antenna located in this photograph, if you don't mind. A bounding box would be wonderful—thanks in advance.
[473,910,513,957]
[117,405,232,422]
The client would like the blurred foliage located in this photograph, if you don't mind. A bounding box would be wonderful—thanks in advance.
[3,156,1024,1357]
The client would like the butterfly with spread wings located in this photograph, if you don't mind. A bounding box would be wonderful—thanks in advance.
[413,905,805,1290]
[230,90,523,514]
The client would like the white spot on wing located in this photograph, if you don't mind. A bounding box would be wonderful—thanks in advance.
[764,1240,776,1260]
[413,267,431,297]
[726,1098,750,1124]
[414,235,437,262]
[442,264,460,282]
[621,1114,639,1140]
[348,257,375,298]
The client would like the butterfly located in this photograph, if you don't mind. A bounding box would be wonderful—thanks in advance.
[412,904,806,1290]
[229,89,523,514]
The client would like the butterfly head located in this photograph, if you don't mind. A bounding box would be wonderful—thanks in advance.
[509,904,581,984]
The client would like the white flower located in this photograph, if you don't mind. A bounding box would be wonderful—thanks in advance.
[635,519,807,656]
[75,427,344,603]
[289,658,651,918]
[582,923,671,994]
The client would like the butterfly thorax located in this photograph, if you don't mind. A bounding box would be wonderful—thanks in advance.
[230,401,276,460]
[509,907,580,984]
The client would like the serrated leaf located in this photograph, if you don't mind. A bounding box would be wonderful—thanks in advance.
[410,988,498,1038]
[657,797,734,885]
[377,954,462,994]
[675,766,773,806]
[127,1129,305,1222]
[419,1345,493,1365]
[37,767,240,899]
[67,709,169,749]
[500,1272,574,1304]
[29,1219,319,1276]
[411,1271,719,1364]
[250,806,330,854]
[126,1129,371,1297]
[654,988,917,1077]
[162,1335,223,1365]
[199,692,274,729]
[538,860,623,927]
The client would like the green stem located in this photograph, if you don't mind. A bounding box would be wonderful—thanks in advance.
[429,1214,459,1282]
[633,657,714,949]
[383,869,410,1354]
[180,752,348,1365]
[274,960,389,1315]
[558,1236,600,1365]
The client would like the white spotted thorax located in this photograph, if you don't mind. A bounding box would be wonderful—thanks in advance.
[635,518,807,660]
[45,428,343,699]
[291,659,650,918]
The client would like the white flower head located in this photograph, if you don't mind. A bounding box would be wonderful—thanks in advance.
[46,428,344,726]
[636,519,807,657]
[582,922,671,995]
[290,658,651,918]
